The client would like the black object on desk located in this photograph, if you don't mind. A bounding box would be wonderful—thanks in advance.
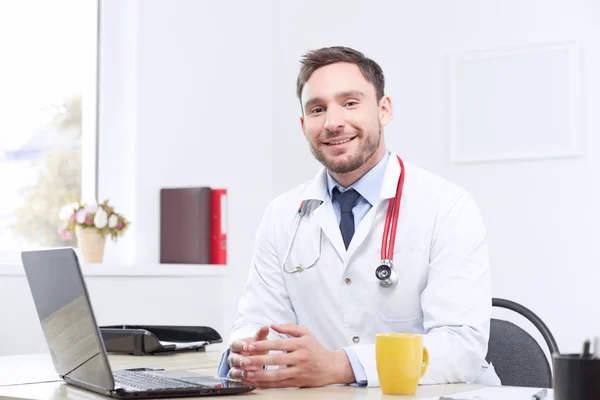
[99,325,222,356]
[553,353,600,400]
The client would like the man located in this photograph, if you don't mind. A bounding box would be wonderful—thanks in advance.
[217,46,500,388]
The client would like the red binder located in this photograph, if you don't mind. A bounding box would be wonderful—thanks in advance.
[210,189,227,265]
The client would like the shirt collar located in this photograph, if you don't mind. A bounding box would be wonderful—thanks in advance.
[326,150,391,206]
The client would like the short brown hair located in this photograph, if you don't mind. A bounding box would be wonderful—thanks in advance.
[296,46,385,108]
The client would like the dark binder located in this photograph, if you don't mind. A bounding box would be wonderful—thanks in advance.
[160,187,212,264]
[99,325,222,356]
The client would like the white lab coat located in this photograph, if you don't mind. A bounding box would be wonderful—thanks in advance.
[229,152,500,387]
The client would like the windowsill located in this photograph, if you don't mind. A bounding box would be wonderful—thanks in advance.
[0,263,229,277]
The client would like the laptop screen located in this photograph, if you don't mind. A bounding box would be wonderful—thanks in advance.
[21,248,115,391]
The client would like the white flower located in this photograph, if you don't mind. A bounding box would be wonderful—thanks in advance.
[84,203,98,214]
[94,208,108,229]
[108,214,118,229]
[76,209,87,224]
[59,203,77,221]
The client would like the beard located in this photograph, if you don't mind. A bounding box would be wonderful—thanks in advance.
[309,125,382,174]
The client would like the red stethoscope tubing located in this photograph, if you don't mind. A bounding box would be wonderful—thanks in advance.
[381,155,405,261]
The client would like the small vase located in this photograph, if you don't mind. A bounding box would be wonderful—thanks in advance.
[75,226,106,263]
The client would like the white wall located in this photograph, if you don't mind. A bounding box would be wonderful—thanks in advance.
[97,0,274,347]
[0,272,225,355]
[3,0,598,362]
[271,0,600,356]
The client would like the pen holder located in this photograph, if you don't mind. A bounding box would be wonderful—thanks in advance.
[553,353,600,400]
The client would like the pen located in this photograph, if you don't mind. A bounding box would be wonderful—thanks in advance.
[582,339,591,357]
[532,388,547,400]
[438,398,473,400]
[439,398,470,400]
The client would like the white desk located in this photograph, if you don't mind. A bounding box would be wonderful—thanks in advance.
[0,345,550,399]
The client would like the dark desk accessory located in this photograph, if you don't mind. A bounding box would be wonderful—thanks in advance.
[553,337,600,400]
[99,325,222,356]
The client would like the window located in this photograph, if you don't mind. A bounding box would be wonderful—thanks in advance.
[0,0,98,263]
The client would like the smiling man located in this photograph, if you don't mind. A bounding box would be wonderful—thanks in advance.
[217,46,500,388]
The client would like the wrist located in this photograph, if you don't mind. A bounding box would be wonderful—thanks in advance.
[329,350,356,385]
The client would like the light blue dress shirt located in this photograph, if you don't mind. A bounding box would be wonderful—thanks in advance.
[216,151,391,387]
[326,150,390,229]
[326,150,390,387]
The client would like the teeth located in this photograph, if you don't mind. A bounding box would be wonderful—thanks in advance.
[329,138,351,145]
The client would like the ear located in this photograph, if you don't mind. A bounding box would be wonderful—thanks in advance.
[300,115,307,137]
[378,95,393,126]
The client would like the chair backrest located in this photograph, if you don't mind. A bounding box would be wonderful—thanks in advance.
[486,298,559,388]
[487,318,552,387]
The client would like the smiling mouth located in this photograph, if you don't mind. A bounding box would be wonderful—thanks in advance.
[324,137,356,145]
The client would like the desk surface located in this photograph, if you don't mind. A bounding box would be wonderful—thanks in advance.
[0,345,540,400]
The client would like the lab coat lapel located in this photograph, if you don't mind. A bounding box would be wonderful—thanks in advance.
[379,152,402,201]
[299,168,346,261]
[344,202,379,264]
[312,198,346,262]
[345,153,402,264]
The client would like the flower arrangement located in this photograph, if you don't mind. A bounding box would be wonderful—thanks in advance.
[58,199,130,241]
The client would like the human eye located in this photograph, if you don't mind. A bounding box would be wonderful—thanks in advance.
[344,100,359,107]
[310,106,324,114]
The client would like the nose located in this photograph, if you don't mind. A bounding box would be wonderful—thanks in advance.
[324,107,344,132]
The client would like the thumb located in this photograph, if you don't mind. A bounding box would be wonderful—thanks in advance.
[254,325,270,341]
[271,323,309,338]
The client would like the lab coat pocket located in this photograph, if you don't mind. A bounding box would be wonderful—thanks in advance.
[374,248,428,325]
[375,298,423,323]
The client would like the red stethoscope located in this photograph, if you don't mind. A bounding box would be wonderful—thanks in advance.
[282,155,405,288]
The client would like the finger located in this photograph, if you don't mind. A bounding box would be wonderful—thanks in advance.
[230,339,249,353]
[239,365,263,371]
[248,338,300,353]
[227,353,244,368]
[243,367,296,382]
[254,326,270,341]
[271,323,309,338]
[241,352,294,368]
[228,367,244,380]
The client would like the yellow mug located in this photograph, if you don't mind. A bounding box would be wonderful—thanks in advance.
[376,333,429,395]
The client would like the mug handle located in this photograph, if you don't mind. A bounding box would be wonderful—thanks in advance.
[420,347,429,378]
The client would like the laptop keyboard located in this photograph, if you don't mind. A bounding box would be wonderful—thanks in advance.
[114,371,199,390]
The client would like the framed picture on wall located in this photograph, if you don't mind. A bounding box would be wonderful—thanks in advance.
[446,40,583,164]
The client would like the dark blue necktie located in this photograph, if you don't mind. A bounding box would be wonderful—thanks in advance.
[333,187,361,249]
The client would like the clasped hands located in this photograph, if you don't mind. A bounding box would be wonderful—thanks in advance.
[227,323,355,388]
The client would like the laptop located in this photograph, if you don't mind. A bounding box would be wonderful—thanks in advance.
[20,248,256,398]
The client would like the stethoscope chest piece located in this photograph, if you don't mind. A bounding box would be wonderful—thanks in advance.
[376,259,398,288]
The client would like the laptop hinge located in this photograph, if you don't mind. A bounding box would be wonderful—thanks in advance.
[63,375,114,397]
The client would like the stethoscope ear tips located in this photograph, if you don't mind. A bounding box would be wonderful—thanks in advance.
[376,262,398,288]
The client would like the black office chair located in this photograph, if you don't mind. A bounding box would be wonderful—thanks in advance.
[486,298,559,388]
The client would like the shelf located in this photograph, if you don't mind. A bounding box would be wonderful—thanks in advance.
[0,263,228,278]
